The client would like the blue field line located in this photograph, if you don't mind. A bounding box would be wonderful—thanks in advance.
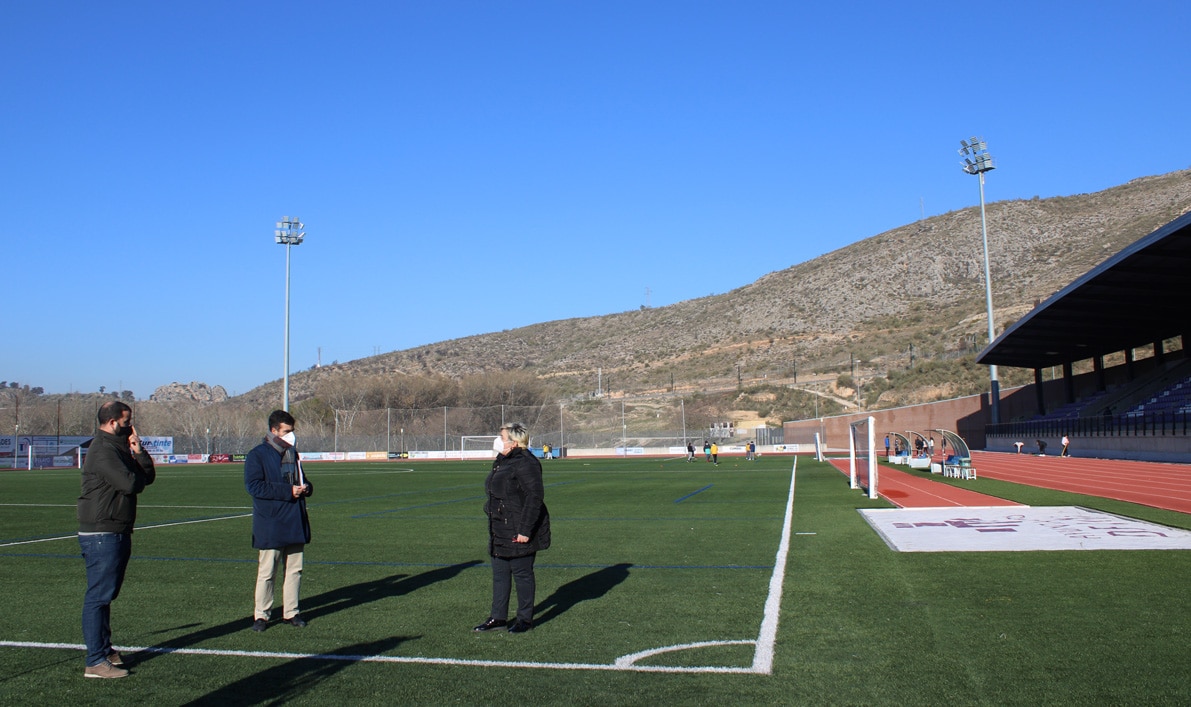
[351,495,486,518]
[539,562,770,570]
[0,510,778,546]
[311,483,479,507]
[674,484,713,503]
[0,552,770,571]
[350,480,581,519]
[556,515,782,522]
[0,533,77,545]
[363,515,783,522]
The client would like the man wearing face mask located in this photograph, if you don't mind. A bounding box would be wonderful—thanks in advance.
[244,410,313,632]
[77,400,156,678]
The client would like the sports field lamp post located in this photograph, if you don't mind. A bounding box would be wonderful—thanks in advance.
[959,137,1000,424]
[275,216,305,412]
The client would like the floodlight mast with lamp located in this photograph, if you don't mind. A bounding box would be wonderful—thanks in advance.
[958,137,1000,424]
[275,216,305,412]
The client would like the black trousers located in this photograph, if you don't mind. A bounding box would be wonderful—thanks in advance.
[490,553,536,623]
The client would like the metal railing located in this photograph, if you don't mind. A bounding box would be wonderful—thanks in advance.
[987,410,1191,439]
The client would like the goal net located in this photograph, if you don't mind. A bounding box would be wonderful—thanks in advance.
[461,435,501,460]
[848,416,878,499]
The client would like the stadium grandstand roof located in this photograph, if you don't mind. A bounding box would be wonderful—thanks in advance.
[977,210,1191,370]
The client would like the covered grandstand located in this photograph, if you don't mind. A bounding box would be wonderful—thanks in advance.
[783,210,1191,462]
[977,209,1191,461]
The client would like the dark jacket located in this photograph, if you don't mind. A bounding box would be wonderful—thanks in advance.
[77,429,156,534]
[244,439,313,549]
[485,446,550,558]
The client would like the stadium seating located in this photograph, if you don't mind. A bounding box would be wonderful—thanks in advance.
[1123,374,1191,417]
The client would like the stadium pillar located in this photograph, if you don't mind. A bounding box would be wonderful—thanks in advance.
[1034,368,1046,416]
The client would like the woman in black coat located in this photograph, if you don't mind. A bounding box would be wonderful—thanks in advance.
[474,422,550,634]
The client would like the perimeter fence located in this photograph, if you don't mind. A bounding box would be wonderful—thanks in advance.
[4,396,783,457]
[252,402,759,455]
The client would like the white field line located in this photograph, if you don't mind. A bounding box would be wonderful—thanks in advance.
[751,456,795,673]
[0,513,250,548]
[0,503,251,509]
[1,463,802,674]
[0,640,760,674]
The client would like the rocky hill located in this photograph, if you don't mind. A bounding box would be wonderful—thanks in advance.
[236,169,1191,410]
[150,381,230,404]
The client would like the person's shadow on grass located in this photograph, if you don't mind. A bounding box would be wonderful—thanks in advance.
[533,562,632,626]
[180,635,410,706]
[132,560,482,666]
[301,559,483,622]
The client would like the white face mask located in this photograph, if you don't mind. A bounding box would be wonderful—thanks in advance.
[281,431,297,446]
[493,435,506,453]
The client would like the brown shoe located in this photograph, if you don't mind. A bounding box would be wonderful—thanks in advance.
[108,651,124,667]
[84,660,129,679]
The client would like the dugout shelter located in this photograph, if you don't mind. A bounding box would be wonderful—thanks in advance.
[887,432,912,464]
[935,428,974,479]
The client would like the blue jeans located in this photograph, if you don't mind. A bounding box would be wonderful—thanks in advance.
[79,533,132,666]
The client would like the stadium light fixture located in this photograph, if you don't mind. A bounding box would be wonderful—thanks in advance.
[958,137,1000,423]
[275,216,305,412]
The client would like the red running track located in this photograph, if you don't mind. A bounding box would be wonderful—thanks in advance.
[828,458,1022,508]
[969,451,1191,514]
[829,453,1191,513]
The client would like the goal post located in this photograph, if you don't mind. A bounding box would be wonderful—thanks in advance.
[849,416,878,499]
[461,435,500,460]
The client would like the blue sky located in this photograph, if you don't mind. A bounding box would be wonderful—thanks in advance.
[3,1,1189,399]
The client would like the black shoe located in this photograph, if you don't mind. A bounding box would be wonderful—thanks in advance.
[507,620,533,634]
[251,618,267,632]
[285,616,307,628]
[473,617,507,632]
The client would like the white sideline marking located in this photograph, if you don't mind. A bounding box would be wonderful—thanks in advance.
[751,456,796,673]
[0,641,759,674]
[0,504,251,509]
[0,503,78,508]
[0,514,250,548]
[0,462,801,673]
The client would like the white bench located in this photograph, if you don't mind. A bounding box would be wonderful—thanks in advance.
[943,461,976,480]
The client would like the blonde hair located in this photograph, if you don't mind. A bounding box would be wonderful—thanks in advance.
[501,422,529,447]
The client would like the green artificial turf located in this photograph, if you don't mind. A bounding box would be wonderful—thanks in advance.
[0,455,1187,705]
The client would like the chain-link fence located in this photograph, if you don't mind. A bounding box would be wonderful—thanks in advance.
[280,400,761,454]
[4,394,784,456]
[157,399,774,454]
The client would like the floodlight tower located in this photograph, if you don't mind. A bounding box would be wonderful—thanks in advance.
[275,216,306,412]
[959,137,1000,424]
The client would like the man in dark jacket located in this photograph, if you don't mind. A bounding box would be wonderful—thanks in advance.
[245,410,312,631]
[77,400,156,679]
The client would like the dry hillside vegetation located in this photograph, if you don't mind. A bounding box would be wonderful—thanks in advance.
[234,170,1191,420]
